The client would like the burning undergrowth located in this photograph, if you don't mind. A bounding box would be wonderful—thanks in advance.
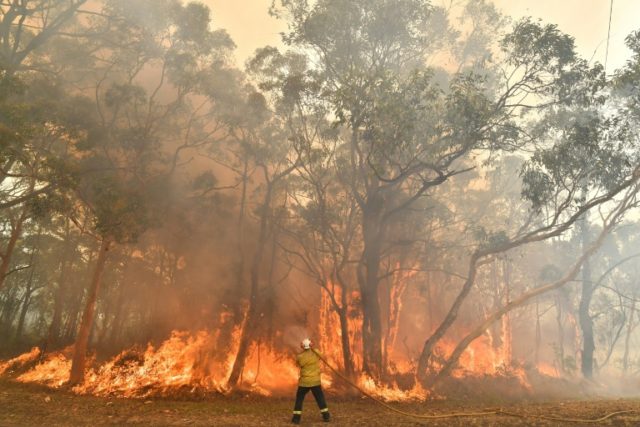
[0,329,567,402]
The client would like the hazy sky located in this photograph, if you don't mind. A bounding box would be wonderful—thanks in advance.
[204,0,638,73]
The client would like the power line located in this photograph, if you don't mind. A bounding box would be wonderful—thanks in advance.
[604,0,614,72]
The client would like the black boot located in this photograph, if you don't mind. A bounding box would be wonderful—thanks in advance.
[322,411,330,422]
[292,414,301,424]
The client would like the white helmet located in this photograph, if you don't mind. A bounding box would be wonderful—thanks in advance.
[301,338,312,349]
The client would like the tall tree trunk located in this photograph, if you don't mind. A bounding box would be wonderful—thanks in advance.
[107,282,127,349]
[623,291,637,373]
[216,156,249,360]
[14,245,38,344]
[383,270,408,375]
[358,202,384,380]
[501,258,512,365]
[227,183,272,387]
[69,237,111,385]
[0,208,27,290]
[334,269,355,378]
[432,226,607,384]
[0,285,19,340]
[62,249,95,345]
[417,254,480,380]
[578,214,595,379]
[14,281,33,344]
[46,220,72,350]
[555,295,565,373]
[535,298,541,366]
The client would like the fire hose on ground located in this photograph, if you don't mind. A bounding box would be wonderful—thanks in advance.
[311,349,638,424]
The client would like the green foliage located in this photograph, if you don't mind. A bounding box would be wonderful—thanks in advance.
[502,18,576,72]
[91,177,155,244]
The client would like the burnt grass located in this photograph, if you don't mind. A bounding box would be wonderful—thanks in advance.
[2,379,640,426]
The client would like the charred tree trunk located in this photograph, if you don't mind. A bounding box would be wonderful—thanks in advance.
[69,237,111,385]
[337,306,354,378]
[383,272,408,374]
[332,268,355,378]
[0,285,19,340]
[358,198,384,380]
[0,208,27,290]
[227,181,272,387]
[216,156,249,360]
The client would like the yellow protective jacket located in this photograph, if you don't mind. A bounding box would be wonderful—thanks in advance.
[296,349,322,387]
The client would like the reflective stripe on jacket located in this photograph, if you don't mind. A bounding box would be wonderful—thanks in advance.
[296,349,322,387]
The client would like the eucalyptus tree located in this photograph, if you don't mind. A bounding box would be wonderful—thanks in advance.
[0,0,89,221]
[265,0,514,380]
[420,26,640,383]
[265,0,605,383]
[58,0,237,385]
[223,88,301,388]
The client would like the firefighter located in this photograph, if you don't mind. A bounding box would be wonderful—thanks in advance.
[291,338,330,424]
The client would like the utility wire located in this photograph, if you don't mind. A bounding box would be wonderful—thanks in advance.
[604,0,614,72]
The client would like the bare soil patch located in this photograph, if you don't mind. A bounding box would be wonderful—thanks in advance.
[2,379,640,426]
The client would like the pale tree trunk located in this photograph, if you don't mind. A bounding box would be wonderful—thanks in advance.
[383,266,408,373]
[69,237,111,385]
[555,295,565,372]
[623,289,637,373]
[14,243,39,344]
[534,298,541,366]
[501,258,512,365]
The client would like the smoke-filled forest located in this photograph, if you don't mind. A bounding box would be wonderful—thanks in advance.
[2,0,640,425]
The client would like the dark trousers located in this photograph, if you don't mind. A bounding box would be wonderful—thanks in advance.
[292,385,329,415]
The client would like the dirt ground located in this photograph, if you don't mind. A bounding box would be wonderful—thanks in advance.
[2,379,640,426]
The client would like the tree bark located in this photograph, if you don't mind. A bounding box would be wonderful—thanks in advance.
[417,253,480,380]
[578,214,595,379]
[14,244,39,344]
[14,280,33,344]
[68,237,111,385]
[623,292,637,373]
[227,181,272,387]
[358,199,384,380]
[46,220,73,350]
[431,216,614,384]
[0,208,27,290]
[216,156,249,361]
